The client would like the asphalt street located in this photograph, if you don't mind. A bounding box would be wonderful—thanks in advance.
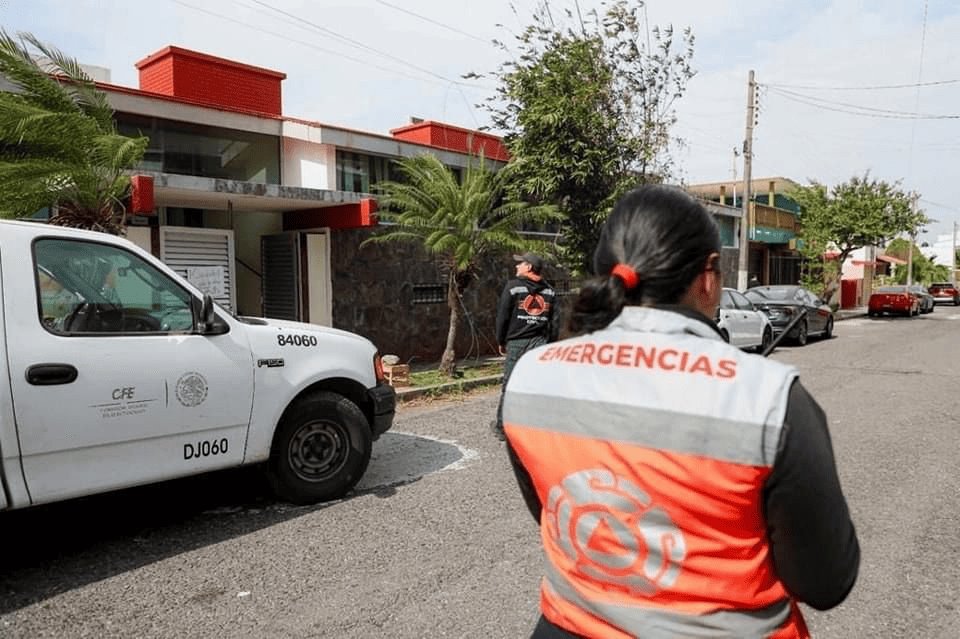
[1,305,960,638]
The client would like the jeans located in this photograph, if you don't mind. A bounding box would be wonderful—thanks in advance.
[494,335,548,435]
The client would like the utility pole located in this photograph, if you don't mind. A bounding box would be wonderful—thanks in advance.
[907,196,917,286]
[738,70,757,291]
[731,147,739,205]
[953,220,958,283]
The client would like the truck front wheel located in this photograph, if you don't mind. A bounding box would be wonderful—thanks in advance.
[267,391,372,504]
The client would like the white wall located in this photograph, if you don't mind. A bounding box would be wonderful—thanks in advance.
[282,138,336,189]
[842,246,866,280]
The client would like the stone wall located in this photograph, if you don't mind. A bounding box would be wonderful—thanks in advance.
[328,230,738,363]
[329,229,511,363]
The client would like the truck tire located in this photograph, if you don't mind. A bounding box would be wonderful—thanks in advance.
[267,391,372,504]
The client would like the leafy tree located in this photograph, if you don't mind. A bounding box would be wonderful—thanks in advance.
[475,0,695,272]
[791,173,927,304]
[0,30,147,234]
[363,154,561,376]
[885,238,950,284]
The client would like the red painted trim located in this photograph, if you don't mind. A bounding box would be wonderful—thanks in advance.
[98,81,285,121]
[135,45,286,79]
[283,198,380,231]
[135,45,284,116]
[389,120,510,161]
[129,175,155,214]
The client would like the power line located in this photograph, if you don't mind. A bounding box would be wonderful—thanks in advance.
[919,198,960,213]
[908,0,930,183]
[768,86,946,117]
[766,87,960,120]
[373,0,492,44]
[172,0,479,91]
[764,78,959,91]
[246,0,490,90]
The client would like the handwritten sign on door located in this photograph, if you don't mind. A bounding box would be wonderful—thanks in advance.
[186,266,225,297]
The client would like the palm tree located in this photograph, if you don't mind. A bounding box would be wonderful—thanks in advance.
[364,154,561,376]
[0,30,147,234]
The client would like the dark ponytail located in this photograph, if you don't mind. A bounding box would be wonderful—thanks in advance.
[567,184,720,335]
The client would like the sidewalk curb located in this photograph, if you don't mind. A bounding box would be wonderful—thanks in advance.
[835,309,867,320]
[396,312,866,400]
[395,374,503,402]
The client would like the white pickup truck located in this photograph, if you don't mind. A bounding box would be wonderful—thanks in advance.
[0,220,395,508]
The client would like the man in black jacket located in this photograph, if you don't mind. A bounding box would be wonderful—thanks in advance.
[491,253,558,440]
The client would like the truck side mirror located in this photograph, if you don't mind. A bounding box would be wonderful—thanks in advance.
[198,294,228,335]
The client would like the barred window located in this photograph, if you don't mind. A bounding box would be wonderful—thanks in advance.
[412,284,445,305]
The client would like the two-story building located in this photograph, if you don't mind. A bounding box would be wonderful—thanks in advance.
[48,45,512,362]
[687,177,804,287]
[16,44,760,360]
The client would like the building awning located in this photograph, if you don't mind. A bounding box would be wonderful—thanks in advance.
[829,253,907,266]
[140,171,366,212]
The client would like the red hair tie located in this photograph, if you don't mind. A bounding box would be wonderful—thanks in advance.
[610,263,639,290]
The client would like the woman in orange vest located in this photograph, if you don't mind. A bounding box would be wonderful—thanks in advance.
[502,185,859,638]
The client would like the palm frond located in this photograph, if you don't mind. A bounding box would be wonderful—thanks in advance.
[0,31,145,233]
[0,157,78,217]
[0,97,99,161]
[89,132,149,174]
[22,32,115,131]
[360,229,430,247]
[0,29,80,116]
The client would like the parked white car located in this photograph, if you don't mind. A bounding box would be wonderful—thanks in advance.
[715,288,773,352]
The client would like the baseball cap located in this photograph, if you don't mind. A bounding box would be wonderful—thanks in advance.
[513,253,544,273]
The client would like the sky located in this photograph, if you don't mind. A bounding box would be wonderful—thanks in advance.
[3,0,959,248]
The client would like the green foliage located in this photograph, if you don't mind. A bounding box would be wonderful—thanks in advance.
[791,173,928,303]
[0,30,148,234]
[363,153,561,374]
[476,0,695,272]
[408,362,501,388]
[885,238,950,284]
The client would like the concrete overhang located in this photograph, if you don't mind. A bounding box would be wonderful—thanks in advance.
[140,171,365,212]
[702,200,742,219]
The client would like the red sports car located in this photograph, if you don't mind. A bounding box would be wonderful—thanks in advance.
[868,286,919,317]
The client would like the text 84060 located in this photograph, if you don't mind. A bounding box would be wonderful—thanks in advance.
[277,334,318,347]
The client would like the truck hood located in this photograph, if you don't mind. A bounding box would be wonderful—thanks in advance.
[237,316,370,343]
[235,316,380,388]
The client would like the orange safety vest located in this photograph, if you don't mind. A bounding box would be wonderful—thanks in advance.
[503,307,808,639]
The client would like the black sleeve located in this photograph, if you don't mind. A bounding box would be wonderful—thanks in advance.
[763,379,860,610]
[506,440,543,523]
[495,284,513,345]
[547,297,561,343]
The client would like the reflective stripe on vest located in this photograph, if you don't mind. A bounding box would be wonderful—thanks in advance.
[506,393,781,466]
[503,307,805,638]
[543,562,793,639]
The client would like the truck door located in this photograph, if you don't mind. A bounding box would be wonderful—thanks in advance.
[6,236,255,505]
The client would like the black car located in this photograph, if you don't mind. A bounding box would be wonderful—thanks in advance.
[744,285,834,346]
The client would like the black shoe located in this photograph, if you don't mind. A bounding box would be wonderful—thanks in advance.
[489,420,505,442]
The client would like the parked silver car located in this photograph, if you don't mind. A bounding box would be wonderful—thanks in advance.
[715,288,773,352]
[908,285,935,314]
